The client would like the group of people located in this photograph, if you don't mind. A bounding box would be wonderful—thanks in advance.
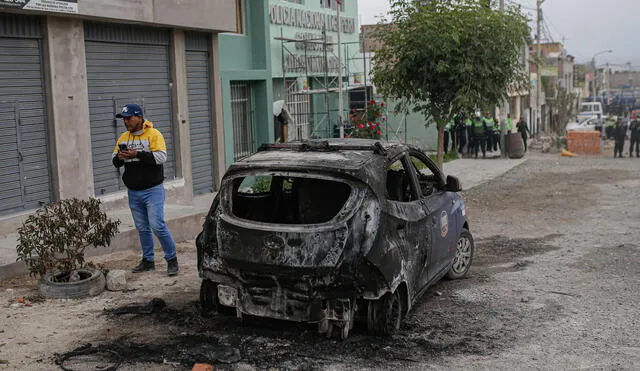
[612,115,640,158]
[443,113,531,159]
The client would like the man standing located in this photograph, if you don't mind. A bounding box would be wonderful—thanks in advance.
[456,113,467,155]
[629,116,640,157]
[112,104,179,276]
[466,116,475,157]
[473,114,487,159]
[516,117,531,152]
[483,113,494,153]
[613,117,626,158]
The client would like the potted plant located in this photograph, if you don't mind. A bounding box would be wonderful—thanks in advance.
[16,198,120,299]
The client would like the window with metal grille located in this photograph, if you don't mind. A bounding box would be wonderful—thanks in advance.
[231,82,256,161]
[286,79,311,141]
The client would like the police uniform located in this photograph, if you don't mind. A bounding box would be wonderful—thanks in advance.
[473,117,487,158]
[614,119,626,158]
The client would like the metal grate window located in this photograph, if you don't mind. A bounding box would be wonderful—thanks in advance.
[286,79,311,141]
[231,82,255,161]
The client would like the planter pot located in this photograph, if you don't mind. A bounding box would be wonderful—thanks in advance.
[38,267,106,299]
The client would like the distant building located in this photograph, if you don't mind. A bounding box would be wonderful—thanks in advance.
[530,42,575,132]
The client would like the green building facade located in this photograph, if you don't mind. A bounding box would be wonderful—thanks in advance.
[269,0,361,140]
[219,0,274,166]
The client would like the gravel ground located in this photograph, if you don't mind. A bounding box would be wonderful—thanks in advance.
[1,151,639,370]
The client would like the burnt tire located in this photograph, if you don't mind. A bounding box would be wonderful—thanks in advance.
[38,268,105,299]
[368,290,403,336]
[199,279,219,315]
[447,229,474,280]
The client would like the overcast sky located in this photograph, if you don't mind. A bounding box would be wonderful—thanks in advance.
[356,0,640,69]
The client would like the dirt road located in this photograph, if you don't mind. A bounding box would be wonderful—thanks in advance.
[2,152,640,370]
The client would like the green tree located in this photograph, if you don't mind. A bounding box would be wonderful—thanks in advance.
[371,0,530,167]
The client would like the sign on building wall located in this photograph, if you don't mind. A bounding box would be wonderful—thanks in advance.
[0,0,77,13]
[270,0,361,78]
[296,77,309,92]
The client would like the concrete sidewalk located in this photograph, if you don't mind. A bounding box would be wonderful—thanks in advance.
[0,194,215,280]
[0,156,527,280]
[443,156,527,190]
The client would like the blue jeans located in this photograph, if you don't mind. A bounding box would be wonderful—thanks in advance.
[128,184,177,262]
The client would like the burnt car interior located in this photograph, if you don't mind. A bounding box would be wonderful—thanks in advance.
[410,155,442,197]
[386,159,416,202]
[232,175,351,224]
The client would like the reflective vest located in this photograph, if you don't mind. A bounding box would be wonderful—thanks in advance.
[473,118,485,134]
[465,119,473,127]
[484,117,494,129]
[506,118,513,131]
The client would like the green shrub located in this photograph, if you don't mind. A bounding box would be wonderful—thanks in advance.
[16,198,120,282]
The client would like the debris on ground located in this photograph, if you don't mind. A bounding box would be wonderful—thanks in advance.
[104,298,167,316]
[55,336,242,369]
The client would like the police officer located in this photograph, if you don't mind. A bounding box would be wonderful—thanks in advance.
[492,117,501,152]
[466,116,475,156]
[613,117,626,158]
[630,116,640,157]
[484,113,494,152]
[473,114,488,159]
[456,113,467,155]
[504,114,514,154]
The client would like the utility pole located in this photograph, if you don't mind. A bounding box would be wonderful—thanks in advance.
[499,0,504,10]
[536,0,544,134]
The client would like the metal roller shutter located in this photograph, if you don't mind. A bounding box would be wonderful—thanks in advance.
[0,14,52,216]
[185,32,215,195]
[84,22,175,196]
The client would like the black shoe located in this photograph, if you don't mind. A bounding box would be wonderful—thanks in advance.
[167,257,179,277]
[132,259,155,273]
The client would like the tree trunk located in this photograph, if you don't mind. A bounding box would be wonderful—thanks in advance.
[437,124,445,170]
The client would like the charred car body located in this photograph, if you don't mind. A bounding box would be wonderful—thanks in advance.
[197,139,474,339]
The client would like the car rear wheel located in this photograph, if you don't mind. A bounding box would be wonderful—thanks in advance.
[367,290,402,336]
[447,229,474,279]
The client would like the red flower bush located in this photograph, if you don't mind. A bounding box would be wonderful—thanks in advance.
[349,100,386,139]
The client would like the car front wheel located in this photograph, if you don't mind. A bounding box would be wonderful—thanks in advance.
[447,229,474,279]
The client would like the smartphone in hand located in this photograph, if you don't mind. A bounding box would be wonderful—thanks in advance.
[118,143,128,152]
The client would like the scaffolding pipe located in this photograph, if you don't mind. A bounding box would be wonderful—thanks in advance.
[337,2,344,138]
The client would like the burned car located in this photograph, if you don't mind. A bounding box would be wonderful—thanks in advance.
[196,139,474,339]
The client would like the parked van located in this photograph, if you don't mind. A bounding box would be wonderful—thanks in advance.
[577,102,604,121]
[577,102,605,132]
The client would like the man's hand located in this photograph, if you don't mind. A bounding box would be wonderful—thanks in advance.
[117,150,138,160]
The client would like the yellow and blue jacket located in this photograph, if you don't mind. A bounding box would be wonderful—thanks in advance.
[112,120,167,190]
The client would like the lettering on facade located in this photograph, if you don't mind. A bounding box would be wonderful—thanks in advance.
[269,4,356,34]
[294,32,334,52]
[284,54,341,74]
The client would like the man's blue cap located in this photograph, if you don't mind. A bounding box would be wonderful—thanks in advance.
[115,104,144,118]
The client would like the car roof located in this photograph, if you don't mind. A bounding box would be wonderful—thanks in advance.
[232,139,408,171]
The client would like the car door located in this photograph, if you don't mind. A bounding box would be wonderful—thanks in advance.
[381,154,430,297]
[408,151,458,285]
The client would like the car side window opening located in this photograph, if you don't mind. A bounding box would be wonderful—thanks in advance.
[409,155,441,198]
[385,158,418,202]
